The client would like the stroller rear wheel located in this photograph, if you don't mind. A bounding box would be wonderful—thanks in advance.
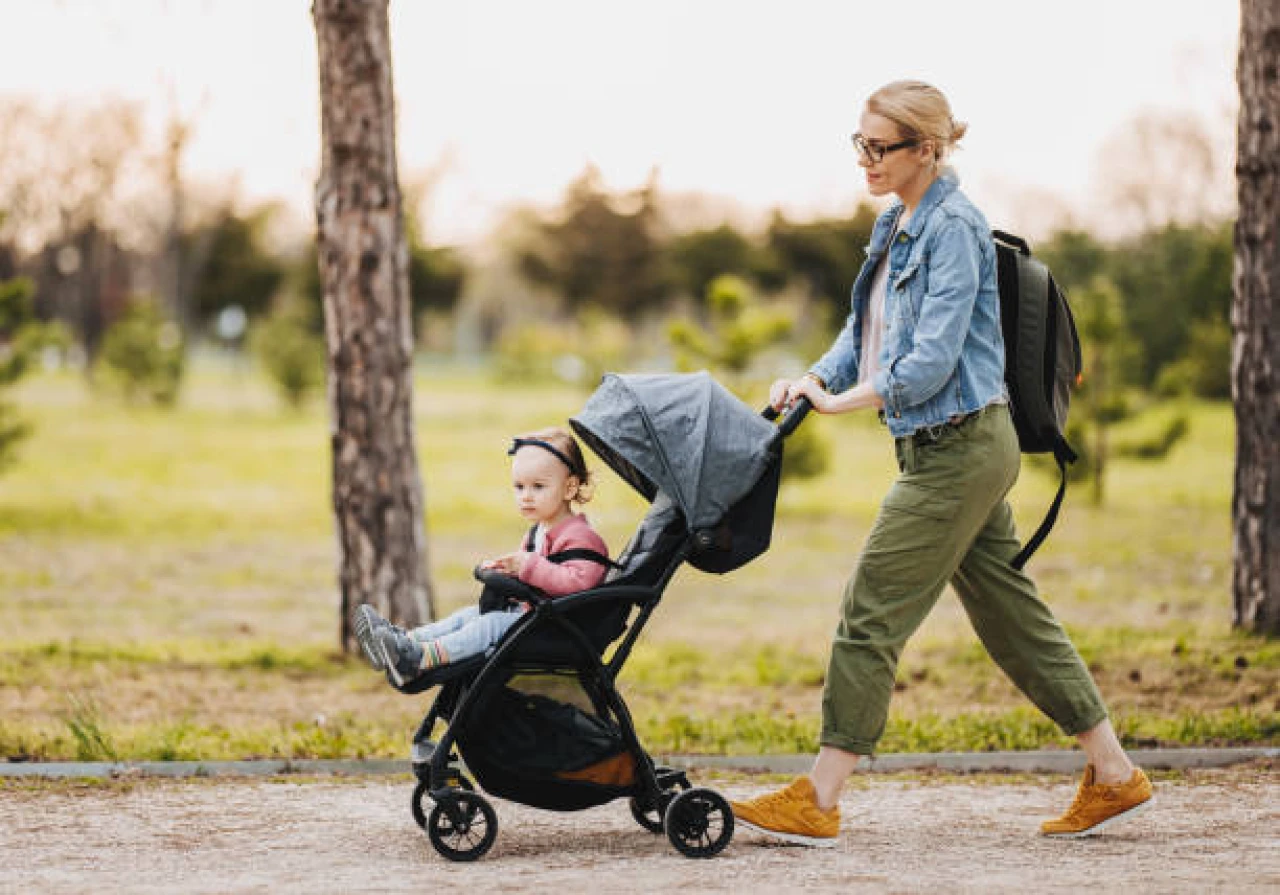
[426,789,498,862]
[664,788,734,858]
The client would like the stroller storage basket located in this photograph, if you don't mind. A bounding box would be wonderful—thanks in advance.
[457,680,638,811]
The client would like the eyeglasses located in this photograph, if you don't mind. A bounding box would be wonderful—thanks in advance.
[850,132,920,165]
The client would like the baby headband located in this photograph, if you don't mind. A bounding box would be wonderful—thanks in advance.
[508,438,586,480]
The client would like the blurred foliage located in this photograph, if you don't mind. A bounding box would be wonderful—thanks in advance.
[516,166,668,318]
[1116,411,1191,460]
[0,276,38,472]
[191,206,287,323]
[405,210,468,317]
[1154,318,1232,400]
[1055,276,1183,503]
[765,204,879,318]
[250,301,326,409]
[491,307,630,389]
[667,224,785,302]
[668,275,792,383]
[96,300,185,406]
[669,274,829,480]
[1039,222,1232,398]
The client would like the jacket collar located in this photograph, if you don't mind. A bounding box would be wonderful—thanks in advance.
[886,169,960,241]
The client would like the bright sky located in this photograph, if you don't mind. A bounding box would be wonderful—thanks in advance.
[2,0,1240,245]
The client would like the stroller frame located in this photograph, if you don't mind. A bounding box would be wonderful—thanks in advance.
[399,376,809,862]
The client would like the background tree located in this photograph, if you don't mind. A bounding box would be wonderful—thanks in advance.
[313,0,435,649]
[668,274,829,479]
[0,275,38,473]
[1232,0,1279,635]
[517,165,670,319]
[667,223,784,304]
[765,205,878,319]
[95,299,185,406]
[191,204,288,326]
[1069,277,1130,505]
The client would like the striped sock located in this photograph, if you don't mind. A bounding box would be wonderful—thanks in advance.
[419,640,449,670]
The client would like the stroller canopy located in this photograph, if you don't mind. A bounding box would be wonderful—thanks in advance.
[570,372,778,532]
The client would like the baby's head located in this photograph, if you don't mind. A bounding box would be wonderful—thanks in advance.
[507,427,595,524]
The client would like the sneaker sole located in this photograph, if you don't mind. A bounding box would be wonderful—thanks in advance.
[353,606,385,671]
[1041,795,1154,839]
[734,817,838,848]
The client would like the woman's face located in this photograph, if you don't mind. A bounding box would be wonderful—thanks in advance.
[856,110,933,200]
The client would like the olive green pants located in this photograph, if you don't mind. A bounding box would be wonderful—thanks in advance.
[820,403,1108,755]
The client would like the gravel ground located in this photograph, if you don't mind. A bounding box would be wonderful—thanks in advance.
[2,768,1277,894]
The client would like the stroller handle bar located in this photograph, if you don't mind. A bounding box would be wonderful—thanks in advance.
[763,395,812,439]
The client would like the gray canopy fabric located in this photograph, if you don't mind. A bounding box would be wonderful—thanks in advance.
[570,372,778,532]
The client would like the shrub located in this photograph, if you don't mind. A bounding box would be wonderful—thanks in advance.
[97,300,185,406]
[251,304,326,409]
[0,276,66,472]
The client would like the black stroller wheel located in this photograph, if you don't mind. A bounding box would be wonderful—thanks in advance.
[411,780,431,829]
[664,788,734,858]
[427,790,497,862]
[628,795,666,833]
[411,777,473,830]
[629,775,689,834]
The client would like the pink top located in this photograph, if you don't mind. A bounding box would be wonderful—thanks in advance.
[517,513,610,596]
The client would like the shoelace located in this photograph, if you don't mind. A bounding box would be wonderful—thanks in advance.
[746,785,806,811]
[1062,781,1118,820]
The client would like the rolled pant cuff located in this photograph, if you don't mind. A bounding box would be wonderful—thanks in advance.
[1057,707,1110,738]
[819,732,877,756]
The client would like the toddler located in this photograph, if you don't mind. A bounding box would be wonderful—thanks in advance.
[355,427,610,686]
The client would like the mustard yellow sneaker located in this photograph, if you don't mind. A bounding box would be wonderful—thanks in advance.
[1040,765,1153,838]
[729,776,839,847]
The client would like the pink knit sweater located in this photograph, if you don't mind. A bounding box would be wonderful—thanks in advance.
[517,513,610,596]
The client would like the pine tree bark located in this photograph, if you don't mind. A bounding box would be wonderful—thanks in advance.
[1233,0,1280,635]
[312,0,434,650]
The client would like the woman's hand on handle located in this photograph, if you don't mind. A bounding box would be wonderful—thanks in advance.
[770,375,824,411]
[792,376,836,413]
[768,378,795,412]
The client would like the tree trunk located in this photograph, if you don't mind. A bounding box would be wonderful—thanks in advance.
[312,0,435,651]
[1233,0,1280,635]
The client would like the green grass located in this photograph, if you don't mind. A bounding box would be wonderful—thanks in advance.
[0,364,1274,760]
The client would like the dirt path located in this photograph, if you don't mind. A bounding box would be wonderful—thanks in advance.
[2,768,1277,894]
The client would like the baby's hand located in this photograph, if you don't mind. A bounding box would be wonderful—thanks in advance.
[482,553,527,576]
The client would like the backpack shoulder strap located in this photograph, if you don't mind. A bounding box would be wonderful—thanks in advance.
[1011,435,1077,570]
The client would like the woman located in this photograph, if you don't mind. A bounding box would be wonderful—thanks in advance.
[730,80,1151,846]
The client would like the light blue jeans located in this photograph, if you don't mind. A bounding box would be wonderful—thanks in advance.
[408,605,525,664]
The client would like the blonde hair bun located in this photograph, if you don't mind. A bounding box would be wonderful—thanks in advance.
[867,80,966,163]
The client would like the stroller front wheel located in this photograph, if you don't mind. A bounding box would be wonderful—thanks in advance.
[628,795,667,833]
[664,788,734,858]
[426,789,498,862]
[411,776,472,829]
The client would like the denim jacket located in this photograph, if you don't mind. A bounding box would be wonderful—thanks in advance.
[809,171,1008,439]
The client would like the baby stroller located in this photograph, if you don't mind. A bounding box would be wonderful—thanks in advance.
[397,372,808,861]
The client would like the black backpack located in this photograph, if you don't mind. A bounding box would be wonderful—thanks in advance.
[992,230,1082,570]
